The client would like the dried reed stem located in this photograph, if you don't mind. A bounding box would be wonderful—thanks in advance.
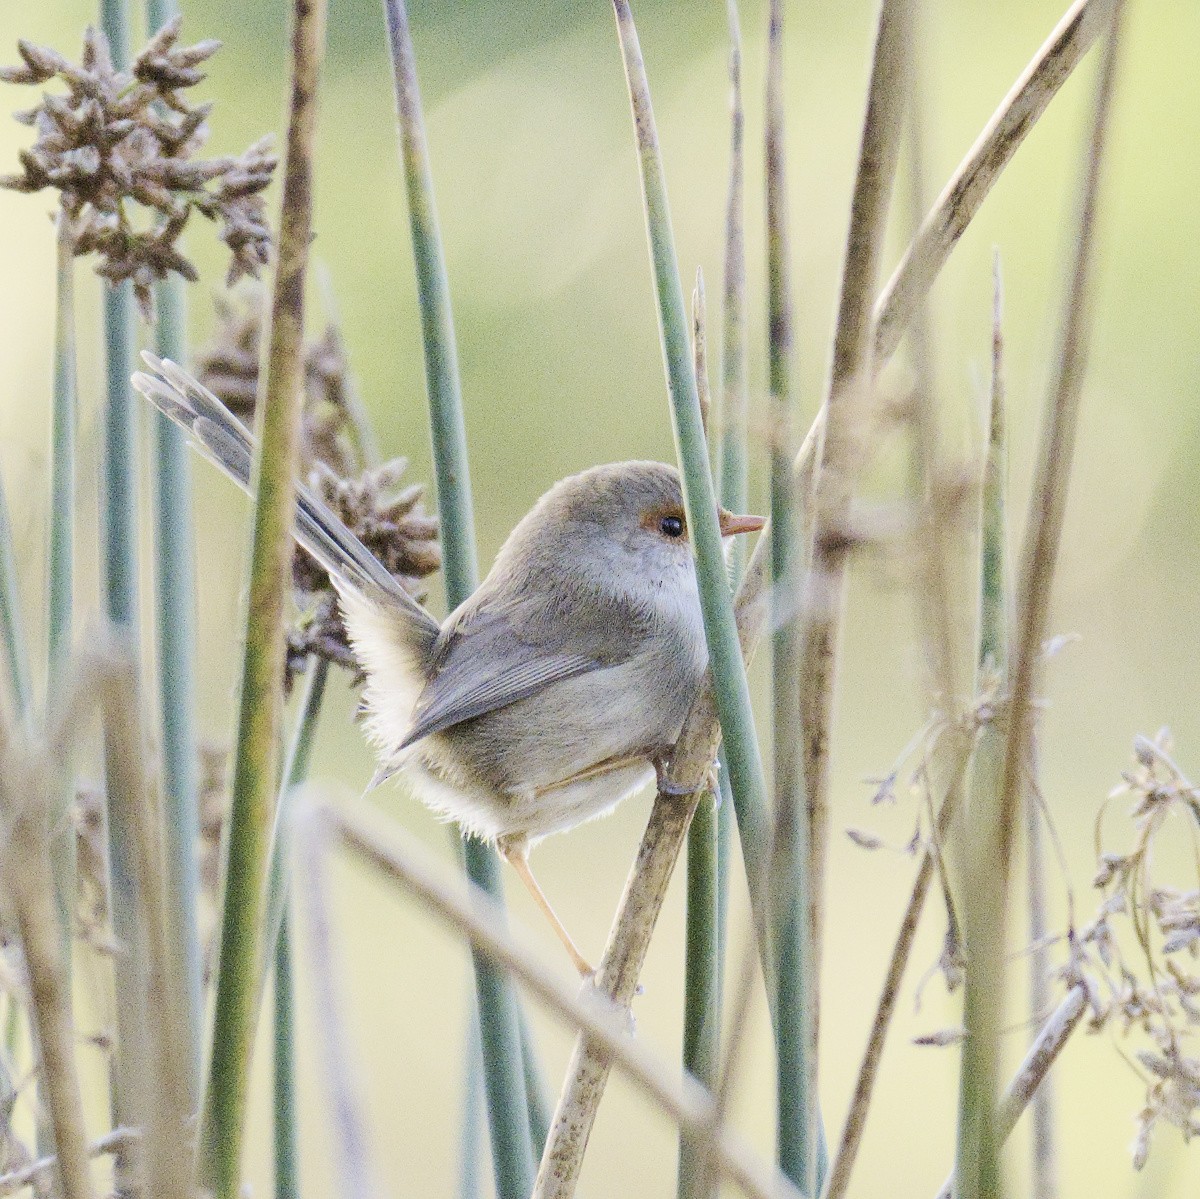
[97,652,194,1199]
[799,0,912,1104]
[199,0,328,1191]
[332,804,802,1199]
[874,0,1117,365]
[956,8,1123,1195]
[0,735,94,1199]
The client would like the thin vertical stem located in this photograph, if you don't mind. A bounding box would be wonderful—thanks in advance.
[274,915,301,1199]
[97,0,145,1148]
[47,214,78,964]
[680,276,722,1199]
[147,0,204,1103]
[267,657,330,1199]
[798,0,911,1113]
[381,3,536,1193]
[765,0,815,1189]
[199,0,329,1192]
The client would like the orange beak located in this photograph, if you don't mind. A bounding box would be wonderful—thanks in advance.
[718,510,766,537]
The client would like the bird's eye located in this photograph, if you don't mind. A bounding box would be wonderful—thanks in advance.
[659,515,685,538]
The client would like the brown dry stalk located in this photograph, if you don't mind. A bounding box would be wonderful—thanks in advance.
[329,804,800,1199]
[798,0,912,1081]
[874,0,1116,365]
[95,654,193,1199]
[0,743,94,1199]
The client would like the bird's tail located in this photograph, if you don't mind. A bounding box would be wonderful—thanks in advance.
[132,353,441,651]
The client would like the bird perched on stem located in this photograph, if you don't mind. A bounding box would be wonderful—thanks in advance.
[133,354,764,975]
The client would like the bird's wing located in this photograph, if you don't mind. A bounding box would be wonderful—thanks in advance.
[398,592,640,751]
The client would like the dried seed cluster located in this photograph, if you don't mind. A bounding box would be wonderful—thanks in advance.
[195,291,442,691]
[0,19,277,318]
[1072,730,1200,1168]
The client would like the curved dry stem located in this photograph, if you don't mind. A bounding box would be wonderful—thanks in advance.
[874,0,1116,365]
[330,804,801,1199]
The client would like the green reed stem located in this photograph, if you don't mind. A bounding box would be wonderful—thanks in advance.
[96,0,146,1150]
[273,915,300,1199]
[382,2,537,1193]
[266,656,330,1199]
[198,0,328,1192]
[146,0,203,1111]
[680,10,745,1186]
[610,0,770,989]
[763,0,816,1187]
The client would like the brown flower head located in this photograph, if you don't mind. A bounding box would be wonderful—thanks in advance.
[0,19,277,318]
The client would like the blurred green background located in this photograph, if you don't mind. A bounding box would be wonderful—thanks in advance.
[1,0,1199,1195]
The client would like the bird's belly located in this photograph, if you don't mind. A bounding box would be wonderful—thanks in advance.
[399,650,701,844]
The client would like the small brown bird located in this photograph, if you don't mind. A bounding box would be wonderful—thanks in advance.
[134,355,764,974]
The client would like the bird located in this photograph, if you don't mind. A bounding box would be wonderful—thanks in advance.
[132,354,764,976]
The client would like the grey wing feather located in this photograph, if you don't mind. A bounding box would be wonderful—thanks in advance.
[132,353,440,653]
[398,646,598,749]
[397,589,643,750]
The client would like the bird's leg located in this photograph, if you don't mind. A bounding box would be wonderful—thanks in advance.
[498,837,595,978]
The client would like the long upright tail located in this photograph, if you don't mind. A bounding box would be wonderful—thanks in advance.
[132,353,441,657]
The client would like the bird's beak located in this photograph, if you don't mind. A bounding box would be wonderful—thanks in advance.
[718,510,766,537]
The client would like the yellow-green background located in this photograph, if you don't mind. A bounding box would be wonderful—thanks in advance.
[1,0,1198,1195]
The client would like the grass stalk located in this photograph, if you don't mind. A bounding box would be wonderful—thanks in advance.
[47,213,78,967]
[798,0,912,1119]
[610,0,771,975]
[382,3,537,1192]
[95,1,147,1153]
[955,12,1123,1193]
[198,0,329,1191]
[873,0,1117,366]
[0,473,31,725]
[333,803,804,1199]
[146,0,204,1102]
[266,656,330,1199]
[274,915,300,1199]
[764,0,816,1188]
[679,277,722,1198]
[710,0,748,1049]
